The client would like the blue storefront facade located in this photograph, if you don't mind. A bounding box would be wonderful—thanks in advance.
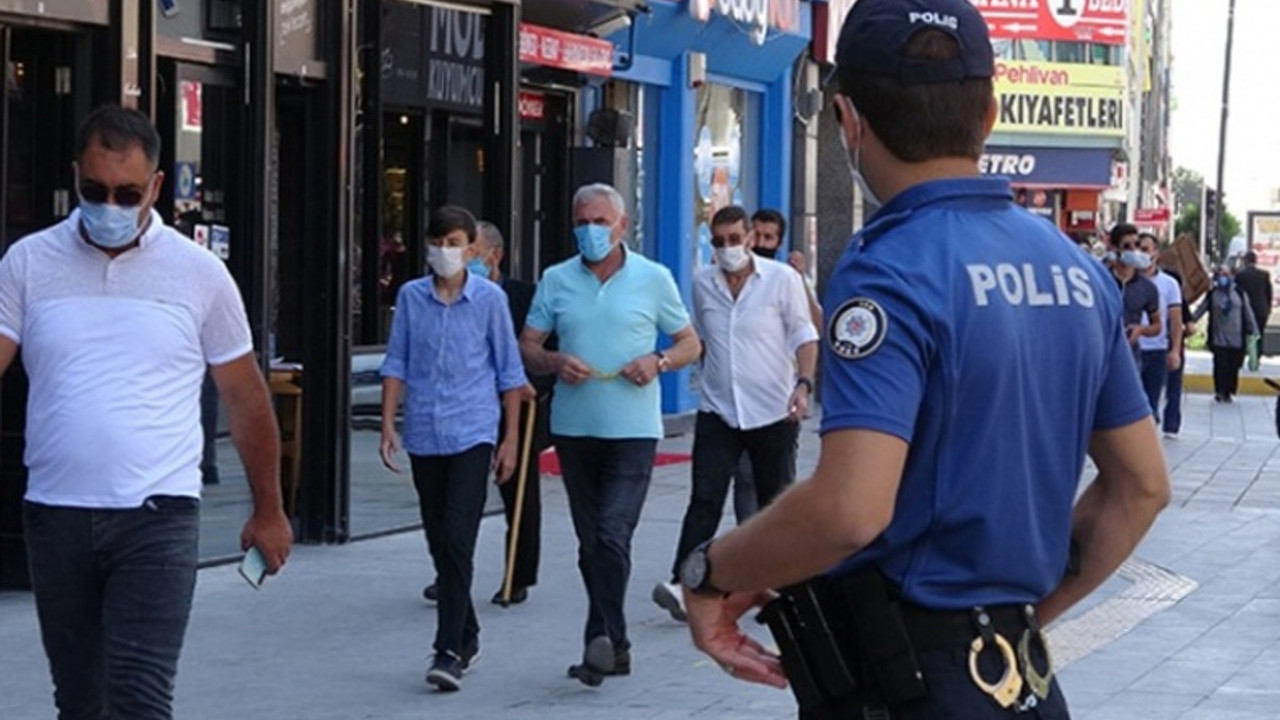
[600,0,813,415]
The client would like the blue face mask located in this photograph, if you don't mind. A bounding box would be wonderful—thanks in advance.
[1120,250,1151,270]
[1216,276,1230,289]
[79,200,144,249]
[466,256,490,278]
[574,223,615,262]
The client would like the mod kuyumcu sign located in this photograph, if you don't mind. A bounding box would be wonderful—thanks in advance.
[994,60,1125,137]
[970,0,1129,45]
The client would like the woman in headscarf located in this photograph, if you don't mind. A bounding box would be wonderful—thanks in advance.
[1193,266,1259,402]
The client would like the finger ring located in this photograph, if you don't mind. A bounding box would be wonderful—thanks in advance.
[722,664,735,675]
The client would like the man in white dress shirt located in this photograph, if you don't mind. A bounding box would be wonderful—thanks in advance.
[651,205,818,621]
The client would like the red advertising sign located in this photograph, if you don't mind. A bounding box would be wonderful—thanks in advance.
[518,23,613,77]
[1134,207,1171,225]
[519,90,546,121]
[971,0,1129,46]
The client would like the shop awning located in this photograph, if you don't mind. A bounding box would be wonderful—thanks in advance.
[979,146,1114,189]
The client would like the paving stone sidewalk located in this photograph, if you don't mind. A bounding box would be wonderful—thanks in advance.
[3,391,1280,719]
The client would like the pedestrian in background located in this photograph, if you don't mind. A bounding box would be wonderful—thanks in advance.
[519,183,701,686]
[379,205,531,692]
[1109,223,1162,366]
[652,205,816,624]
[1235,250,1272,341]
[1137,232,1183,415]
[678,3,1169,718]
[0,105,292,719]
[1193,266,1259,403]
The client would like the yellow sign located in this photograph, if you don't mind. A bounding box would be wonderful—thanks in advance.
[994,61,1126,138]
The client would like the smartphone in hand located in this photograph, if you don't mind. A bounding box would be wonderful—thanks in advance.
[238,546,269,590]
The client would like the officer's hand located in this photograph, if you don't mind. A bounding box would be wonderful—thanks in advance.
[555,353,593,386]
[685,590,787,689]
[620,354,661,387]
[1167,349,1182,372]
[240,510,293,574]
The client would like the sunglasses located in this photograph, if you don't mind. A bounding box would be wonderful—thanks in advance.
[78,179,150,208]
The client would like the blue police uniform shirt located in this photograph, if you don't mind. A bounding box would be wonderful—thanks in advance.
[821,177,1151,609]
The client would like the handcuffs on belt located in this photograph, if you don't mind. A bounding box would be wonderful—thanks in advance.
[966,605,1055,712]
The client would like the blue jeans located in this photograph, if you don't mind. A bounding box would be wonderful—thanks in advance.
[24,497,200,720]
[410,444,493,657]
[1139,350,1168,416]
[1164,358,1184,433]
[553,436,656,650]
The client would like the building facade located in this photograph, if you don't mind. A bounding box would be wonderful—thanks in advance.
[0,0,820,583]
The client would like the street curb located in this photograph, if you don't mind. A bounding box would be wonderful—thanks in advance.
[1184,373,1277,396]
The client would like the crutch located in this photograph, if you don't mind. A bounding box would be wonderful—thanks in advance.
[499,397,538,606]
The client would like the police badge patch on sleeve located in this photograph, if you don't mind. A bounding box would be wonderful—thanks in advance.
[828,298,887,360]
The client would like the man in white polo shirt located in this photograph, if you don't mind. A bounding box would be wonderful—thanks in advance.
[0,106,292,719]
[652,205,818,622]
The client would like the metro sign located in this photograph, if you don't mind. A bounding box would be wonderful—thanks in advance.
[970,0,1129,46]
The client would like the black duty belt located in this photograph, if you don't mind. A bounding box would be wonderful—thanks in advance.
[900,601,1054,711]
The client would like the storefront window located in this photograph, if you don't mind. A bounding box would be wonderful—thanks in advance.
[1055,42,1086,64]
[692,83,759,267]
[993,39,1121,66]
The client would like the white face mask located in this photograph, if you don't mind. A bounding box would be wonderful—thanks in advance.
[838,100,881,208]
[427,245,466,279]
[715,244,750,272]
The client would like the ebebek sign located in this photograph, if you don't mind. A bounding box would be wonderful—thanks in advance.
[688,0,801,46]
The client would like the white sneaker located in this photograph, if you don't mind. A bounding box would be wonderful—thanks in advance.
[652,581,687,622]
[1162,432,1178,439]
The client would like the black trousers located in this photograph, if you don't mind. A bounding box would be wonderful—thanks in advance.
[496,396,550,590]
[1211,345,1245,397]
[799,645,1071,720]
[669,412,799,581]
[410,444,493,657]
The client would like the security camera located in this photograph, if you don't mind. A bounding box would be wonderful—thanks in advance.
[587,13,632,38]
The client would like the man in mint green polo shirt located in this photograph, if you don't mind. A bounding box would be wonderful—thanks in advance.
[521,183,701,686]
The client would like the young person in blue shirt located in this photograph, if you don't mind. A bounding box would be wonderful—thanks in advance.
[379,205,531,692]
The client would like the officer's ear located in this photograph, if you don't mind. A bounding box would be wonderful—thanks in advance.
[833,93,860,149]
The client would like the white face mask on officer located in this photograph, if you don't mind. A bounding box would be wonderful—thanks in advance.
[837,97,881,209]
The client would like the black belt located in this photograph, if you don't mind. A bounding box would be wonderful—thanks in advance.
[898,602,1034,652]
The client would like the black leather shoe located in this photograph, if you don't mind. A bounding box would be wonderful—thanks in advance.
[568,636,614,687]
[491,586,529,606]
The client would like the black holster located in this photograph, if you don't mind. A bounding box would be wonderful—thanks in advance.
[757,571,927,713]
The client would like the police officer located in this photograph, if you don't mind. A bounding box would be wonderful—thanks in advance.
[679,1,1171,718]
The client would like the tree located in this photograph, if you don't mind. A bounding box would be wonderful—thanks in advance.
[1171,166,1204,213]
[1174,201,1241,256]
[1175,203,1199,238]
